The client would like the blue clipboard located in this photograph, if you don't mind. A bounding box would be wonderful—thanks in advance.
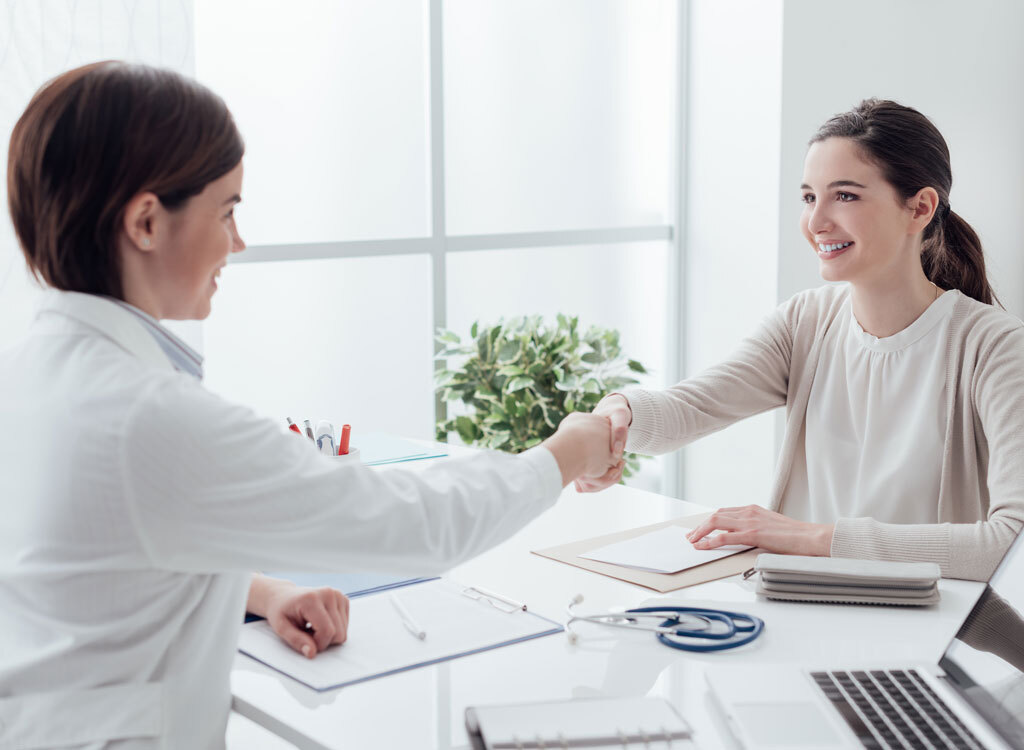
[238,578,563,691]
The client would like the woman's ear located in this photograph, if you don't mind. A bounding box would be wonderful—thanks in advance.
[908,186,940,234]
[121,192,161,253]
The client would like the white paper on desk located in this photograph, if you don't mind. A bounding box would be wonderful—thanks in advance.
[578,525,752,574]
[237,578,561,691]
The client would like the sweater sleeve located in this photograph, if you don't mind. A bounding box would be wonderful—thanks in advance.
[831,324,1024,581]
[954,586,1024,673]
[618,303,793,456]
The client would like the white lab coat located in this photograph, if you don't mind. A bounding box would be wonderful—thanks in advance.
[0,291,562,749]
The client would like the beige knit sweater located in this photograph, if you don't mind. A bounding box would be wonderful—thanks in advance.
[622,284,1024,581]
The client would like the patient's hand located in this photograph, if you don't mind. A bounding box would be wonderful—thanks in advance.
[574,394,632,493]
[686,505,834,557]
[543,411,620,487]
[248,574,350,658]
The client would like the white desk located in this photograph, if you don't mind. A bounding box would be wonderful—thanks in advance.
[231,480,985,749]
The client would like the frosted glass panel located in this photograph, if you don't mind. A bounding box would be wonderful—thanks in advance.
[203,255,434,440]
[444,0,677,235]
[446,242,669,492]
[194,0,430,245]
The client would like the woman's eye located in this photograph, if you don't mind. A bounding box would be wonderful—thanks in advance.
[800,194,815,204]
[224,210,234,219]
[837,192,857,202]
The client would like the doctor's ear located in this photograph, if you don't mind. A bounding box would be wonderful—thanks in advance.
[121,192,162,252]
[907,186,940,232]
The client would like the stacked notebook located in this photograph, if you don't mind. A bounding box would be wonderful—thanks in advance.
[751,554,941,606]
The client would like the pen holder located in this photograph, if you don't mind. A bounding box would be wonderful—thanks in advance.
[331,447,361,464]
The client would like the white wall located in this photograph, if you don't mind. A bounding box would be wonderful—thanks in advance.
[777,0,1024,318]
[680,0,783,507]
[0,0,200,351]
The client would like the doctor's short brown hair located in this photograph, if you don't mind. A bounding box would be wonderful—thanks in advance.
[7,61,244,299]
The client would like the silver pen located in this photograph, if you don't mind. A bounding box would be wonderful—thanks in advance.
[390,594,426,640]
[469,585,527,611]
[303,419,315,441]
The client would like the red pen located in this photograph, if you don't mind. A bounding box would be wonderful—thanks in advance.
[286,417,303,435]
[338,424,351,455]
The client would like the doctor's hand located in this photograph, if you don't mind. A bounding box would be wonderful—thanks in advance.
[574,394,632,493]
[247,575,350,659]
[543,411,621,488]
[686,505,834,557]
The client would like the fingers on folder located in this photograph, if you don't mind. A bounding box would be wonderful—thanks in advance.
[277,588,351,659]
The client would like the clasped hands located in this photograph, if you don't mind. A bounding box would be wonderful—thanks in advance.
[564,394,834,557]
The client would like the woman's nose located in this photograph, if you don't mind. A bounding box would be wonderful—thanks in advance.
[807,203,834,235]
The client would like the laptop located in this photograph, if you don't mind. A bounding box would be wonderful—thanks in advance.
[707,530,1024,749]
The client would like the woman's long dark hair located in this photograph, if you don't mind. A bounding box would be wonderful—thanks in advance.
[8,61,244,300]
[810,99,998,306]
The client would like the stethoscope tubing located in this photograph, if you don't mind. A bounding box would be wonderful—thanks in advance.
[566,602,765,652]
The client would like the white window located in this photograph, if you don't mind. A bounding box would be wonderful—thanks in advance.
[194,0,682,492]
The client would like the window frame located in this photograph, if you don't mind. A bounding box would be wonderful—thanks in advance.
[221,0,690,497]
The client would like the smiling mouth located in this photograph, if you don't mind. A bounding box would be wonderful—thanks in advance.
[817,241,853,253]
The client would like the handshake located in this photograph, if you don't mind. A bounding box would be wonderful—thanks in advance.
[541,394,633,493]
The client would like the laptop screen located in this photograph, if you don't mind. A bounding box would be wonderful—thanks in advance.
[939,530,1024,747]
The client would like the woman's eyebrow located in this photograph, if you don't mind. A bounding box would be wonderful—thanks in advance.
[222,194,241,206]
[800,179,867,190]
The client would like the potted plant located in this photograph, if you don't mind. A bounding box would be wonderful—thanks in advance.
[434,314,648,478]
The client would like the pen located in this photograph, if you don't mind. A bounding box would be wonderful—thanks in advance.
[338,424,351,456]
[303,420,315,442]
[469,585,527,612]
[315,420,336,456]
[390,594,426,640]
[286,417,303,435]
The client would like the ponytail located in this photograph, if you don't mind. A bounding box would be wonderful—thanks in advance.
[923,209,1000,306]
[810,99,999,306]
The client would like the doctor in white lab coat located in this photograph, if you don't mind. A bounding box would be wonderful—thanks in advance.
[0,62,622,749]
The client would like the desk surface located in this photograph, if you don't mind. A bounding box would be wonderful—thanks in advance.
[231,474,985,750]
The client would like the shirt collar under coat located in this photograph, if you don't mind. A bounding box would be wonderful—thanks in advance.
[34,289,204,379]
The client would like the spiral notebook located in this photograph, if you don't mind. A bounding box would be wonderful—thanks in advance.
[465,696,696,749]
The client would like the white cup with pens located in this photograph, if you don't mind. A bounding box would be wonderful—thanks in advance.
[286,418,361,463]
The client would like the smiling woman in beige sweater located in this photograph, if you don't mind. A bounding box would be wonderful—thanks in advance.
[582,99,1024,581]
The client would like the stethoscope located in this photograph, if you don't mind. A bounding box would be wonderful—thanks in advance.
[565,595,765,652]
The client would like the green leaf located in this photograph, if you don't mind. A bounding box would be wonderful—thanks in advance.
[505,376,533,393]
[564,395,575,412]
[455,415,479,444]
[434,370,456,386]
[524,436,542,449]
[437,330,460,344]
[497,364,526,377]
[433,346,465,359]
[470,321,479,338]
[555,374,579,392]
[627,359,648,374]
[488,431,511,449]
[581,351,603,364]
[497,341,520,363]
[583,378,601,394]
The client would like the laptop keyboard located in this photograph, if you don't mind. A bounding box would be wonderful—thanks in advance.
[811,669,985,749]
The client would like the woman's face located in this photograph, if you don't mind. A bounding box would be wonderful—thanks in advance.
[799,137,919,286]
[158,161,245,320]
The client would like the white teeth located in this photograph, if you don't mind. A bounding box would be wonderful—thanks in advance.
[817,241,852,253]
